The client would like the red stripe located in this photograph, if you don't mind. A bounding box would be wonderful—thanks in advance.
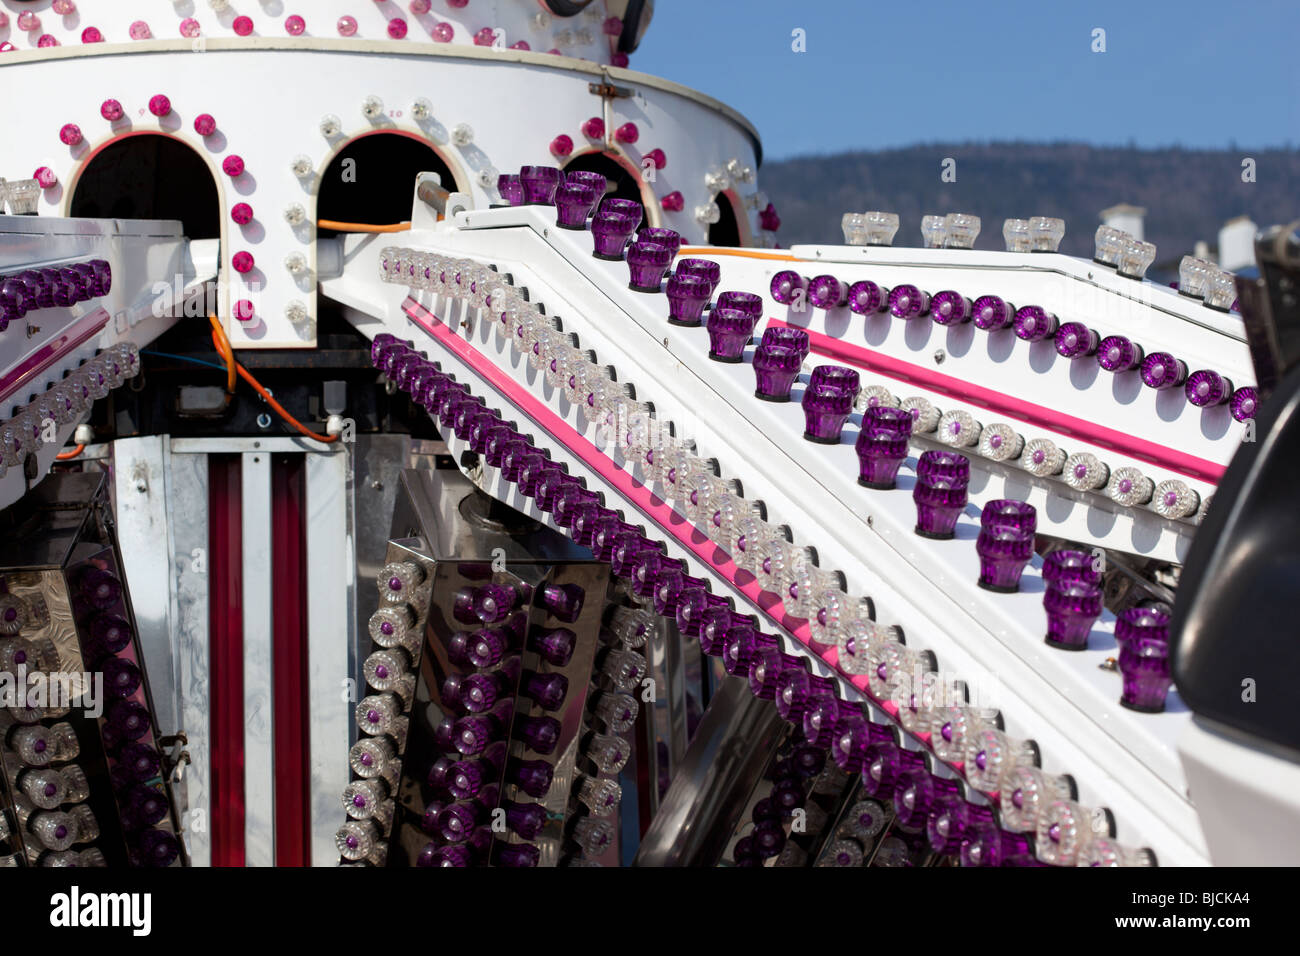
[208,455,245,867]
[271,455,311,866]
[768,318,1226,484]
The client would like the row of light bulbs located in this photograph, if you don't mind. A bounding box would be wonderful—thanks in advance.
[842,212,1243,301]
[378,245,1151,865]
[0,344,140,477]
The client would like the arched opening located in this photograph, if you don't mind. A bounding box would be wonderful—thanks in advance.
[70,135,220,240]
[563,151,652,230]
[708,192,743,248]
[317,133,459,237]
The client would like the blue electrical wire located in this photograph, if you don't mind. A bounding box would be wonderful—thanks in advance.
[141,350,230,373]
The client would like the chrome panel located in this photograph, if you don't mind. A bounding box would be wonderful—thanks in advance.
[305,449,356,866]
[169,451,211,867]
[634,676,786,866]
[240,452,275,867]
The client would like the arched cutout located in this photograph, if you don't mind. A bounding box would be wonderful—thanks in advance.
[563,150,657,231]
[69,134,220,240]
[317,132,459,236]
[708,191,744,248]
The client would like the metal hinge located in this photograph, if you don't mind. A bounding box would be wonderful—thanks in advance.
[588,82,633,98]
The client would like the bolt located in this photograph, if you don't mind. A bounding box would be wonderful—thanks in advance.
[256,412,272,429]
[26,325,40,337]
[135,479,147,493]
[371,479,383,491]
[933,349,946,364]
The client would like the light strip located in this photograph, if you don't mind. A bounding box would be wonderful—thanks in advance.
[0,307,110,405]
[770,318,1225,485]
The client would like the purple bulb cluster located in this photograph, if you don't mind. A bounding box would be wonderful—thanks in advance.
[591,198,643,260]
[626,241,673,292]
[706,306,759,363]
[518,165,563,205]
[1,259,110,328]
[856,406,913,489]
[554,180,601,229]
[913,450,970,539]
[976,499,1036,592]
[1114,607,1173,712]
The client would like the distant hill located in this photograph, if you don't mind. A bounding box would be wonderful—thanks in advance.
[761,143,1300,271]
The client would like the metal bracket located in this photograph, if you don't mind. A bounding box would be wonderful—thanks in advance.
[588,82,633,99]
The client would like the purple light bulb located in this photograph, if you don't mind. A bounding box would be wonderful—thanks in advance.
[847,279,887,315]
[507,758,554,799]
[538,582,585,622]
[808,274,847,309]
[715,289,762,318]
[856,405,914,489]
[929,290,970,325]
[522,672,569,711]
[626,241,673,292]
[665,272,712,327]
[591,211,638,260]
[972,295,1015,331]
[770,270,807,306]
[752,344,803,402]
[706,306,759,362]
[1118,637,1172,713]
[1043,579,1104,650]
[504,801,547,840]
[1185,370,1233,407]
[1140,351,1188,390]
[1055,321,1100,358]
[1097,335,1143,372]
[497,173,524,206]
[528,627,577,667]
[519,165,563,205]
[1230,386,1258,422]
[802,383,854,444]
[976,526,1035,593]
[889,284,930,319]
[554,181,600,229]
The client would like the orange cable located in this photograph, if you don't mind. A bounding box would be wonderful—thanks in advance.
[55,444,85,461]
[208,314,236,393]
[317,219,412,233]
[232,361,338,444]
[677,247,798,261]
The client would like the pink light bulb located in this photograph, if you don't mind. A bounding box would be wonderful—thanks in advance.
[100,99,125,121]
[231,203,254,225]
[644,148,667,169]
[0,43,14,54]
[148,95,172,117]
[60,124,83,146]
[387,19,408,39]
[615,122,639,144]
[37,34,60,48]
[222,155,245,177]
[611,52,629,68]
[510,40,530,50]
[34,167,57,189]
[17,12,40,32]
[337,16,357,37]
[410,0,433,13]
[661,191,684,212]
[129,20,152,40]
[285,15,306,36]
[473,27,495,46]
[53,1,77,14]
[194,114,217,136]
[233,16,254,36]
[180,19,200,38]
[582,117,605,139]
[81,27,104,44]
[448,0,469,7]
[234,300,256,322]
[550,135,574,158]
[604,17,624,36]
[232,252,255,274]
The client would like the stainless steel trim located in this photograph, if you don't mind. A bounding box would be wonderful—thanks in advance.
[634,676,786,867]
[240,451,275,866]
[305,449,356,865]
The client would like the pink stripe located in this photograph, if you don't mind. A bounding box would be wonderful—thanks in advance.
[0,308,110,404]
[770,318,1225,484]
[401,297,843,665]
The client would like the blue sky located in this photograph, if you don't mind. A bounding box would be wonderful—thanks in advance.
[633,0,1300,161]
